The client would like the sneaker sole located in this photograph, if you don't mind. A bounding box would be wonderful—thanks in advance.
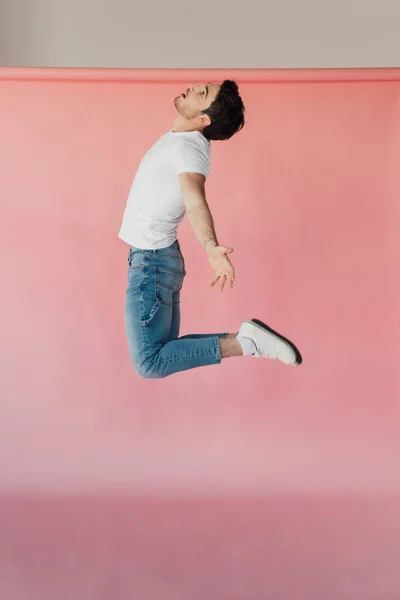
[246,318,303,365]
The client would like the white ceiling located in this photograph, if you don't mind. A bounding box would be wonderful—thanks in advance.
[1,0,399,69]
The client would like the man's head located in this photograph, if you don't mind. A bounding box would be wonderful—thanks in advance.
[173,80,245,141]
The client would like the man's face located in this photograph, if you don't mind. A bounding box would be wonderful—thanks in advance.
[174,82,221,121]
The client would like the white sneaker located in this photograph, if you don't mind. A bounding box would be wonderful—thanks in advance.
[239,319,302,366]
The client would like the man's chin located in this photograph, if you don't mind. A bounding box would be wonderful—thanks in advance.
[173,100,183,113]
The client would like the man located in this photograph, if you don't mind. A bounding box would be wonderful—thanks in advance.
[119,80,302,378]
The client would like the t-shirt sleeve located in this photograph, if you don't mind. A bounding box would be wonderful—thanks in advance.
[171,140,210,177]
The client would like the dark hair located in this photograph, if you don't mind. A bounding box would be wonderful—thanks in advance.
[201,80,245,141]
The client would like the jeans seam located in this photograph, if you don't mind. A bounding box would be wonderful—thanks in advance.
[213,335,222,363]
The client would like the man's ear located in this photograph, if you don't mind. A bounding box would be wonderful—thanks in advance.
[200,113,211,127]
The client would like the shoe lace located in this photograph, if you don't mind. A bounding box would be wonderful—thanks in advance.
[253,341,279,360]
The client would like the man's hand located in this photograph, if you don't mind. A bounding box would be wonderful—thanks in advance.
[207,245,235,291]
[177,173,235,291]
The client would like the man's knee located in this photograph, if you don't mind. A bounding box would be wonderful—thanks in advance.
[133,357,166,379]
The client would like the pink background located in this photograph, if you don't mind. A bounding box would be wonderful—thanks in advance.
[0,69,399,598]
[1,69,399,493]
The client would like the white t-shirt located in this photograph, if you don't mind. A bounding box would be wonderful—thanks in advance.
[118,129,211,249]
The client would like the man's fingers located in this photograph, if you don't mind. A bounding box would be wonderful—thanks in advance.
[227,267,235,281]
[211,272,234,290]
[223,257,235,281]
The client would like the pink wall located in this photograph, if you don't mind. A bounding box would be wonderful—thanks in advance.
[1,69,399,493]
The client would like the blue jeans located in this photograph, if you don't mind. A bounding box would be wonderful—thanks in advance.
[124,240,229,378]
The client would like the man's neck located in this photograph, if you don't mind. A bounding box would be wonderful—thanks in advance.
[172,116,200,134]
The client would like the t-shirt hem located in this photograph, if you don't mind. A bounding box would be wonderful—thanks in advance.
[118,232,178,250]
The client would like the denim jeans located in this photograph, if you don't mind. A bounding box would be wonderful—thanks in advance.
[125,240,229,378]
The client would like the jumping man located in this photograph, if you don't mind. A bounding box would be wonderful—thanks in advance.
[119,80,302,378]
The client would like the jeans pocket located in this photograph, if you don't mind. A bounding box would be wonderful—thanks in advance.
[155,266,184,306]
[128,250,145,269]
[140,296,161,326]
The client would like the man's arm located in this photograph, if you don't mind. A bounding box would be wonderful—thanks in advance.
[179,172,235,291]
[178,172,218,252]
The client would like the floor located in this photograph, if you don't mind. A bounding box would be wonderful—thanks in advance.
[1,493,399,599]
